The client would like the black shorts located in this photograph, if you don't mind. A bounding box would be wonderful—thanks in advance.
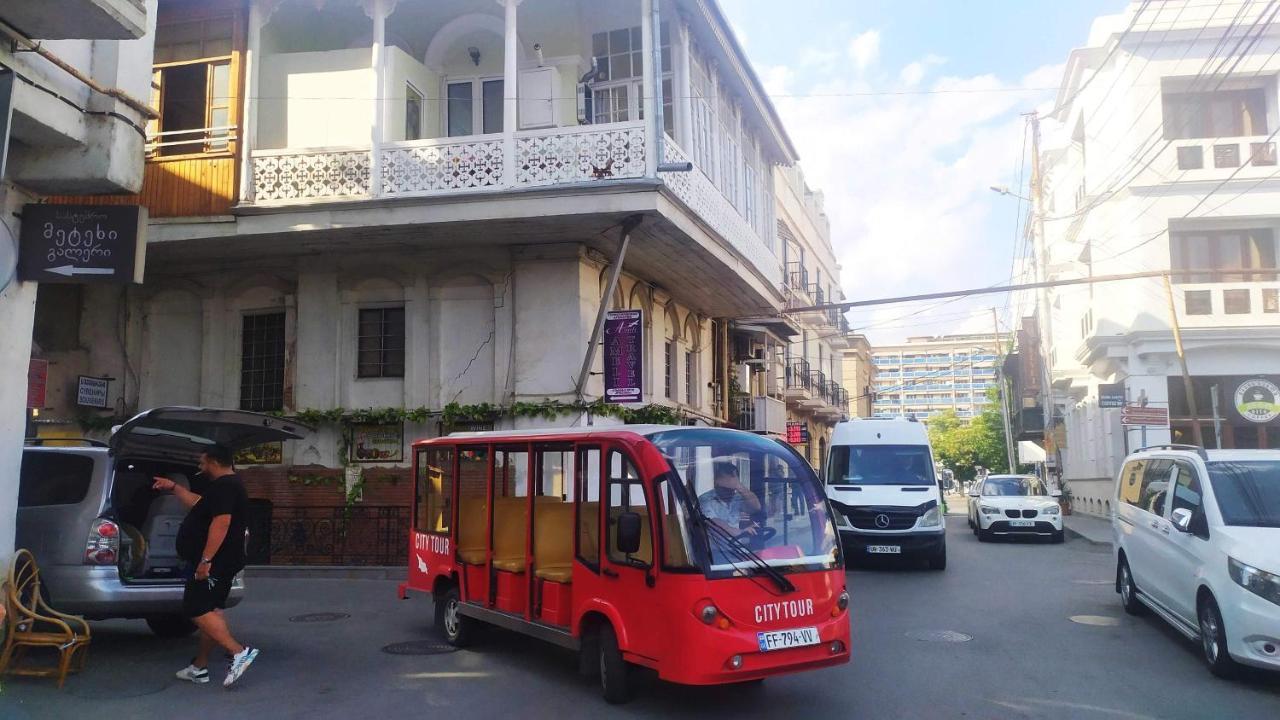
[182,576,233,618]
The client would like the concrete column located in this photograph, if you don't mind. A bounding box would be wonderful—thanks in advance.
[493,268,514,405]
[369,0,388,197]
[200,288,228,407]
[294,271,340,409]
[0,188,37,558]
[502,0,520,187]
[239,0,271,203]
[640,0,658,175]
[674,20,693,151]
[406,275,431,408]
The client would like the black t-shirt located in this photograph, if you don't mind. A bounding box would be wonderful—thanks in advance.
[176,473,249,578]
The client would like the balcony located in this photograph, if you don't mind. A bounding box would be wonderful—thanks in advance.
[805,370,828,410]
[783,358,813,406]
[4,0,148,40]
[730,395,787,435]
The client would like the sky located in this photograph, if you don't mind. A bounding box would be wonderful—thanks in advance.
[717,0,1128,344]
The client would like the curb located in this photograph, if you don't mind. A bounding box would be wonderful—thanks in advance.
[245,565,408,580]
[1063,523,1111,547]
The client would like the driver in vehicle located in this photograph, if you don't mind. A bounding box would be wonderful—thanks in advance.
[698,462,763,536]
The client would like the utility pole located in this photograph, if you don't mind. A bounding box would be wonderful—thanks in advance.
[1028,112,1055,442]
[1162,273,1203,445]
[991,308,1017,473]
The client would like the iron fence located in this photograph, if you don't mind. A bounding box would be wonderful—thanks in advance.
[252,505,411,566]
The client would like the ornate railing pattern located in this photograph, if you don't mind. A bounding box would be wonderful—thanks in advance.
[516,122,646,186]
[252,147,372,202]
[660,138,780,285]
[381,137,505,197]
[258,505,410,566]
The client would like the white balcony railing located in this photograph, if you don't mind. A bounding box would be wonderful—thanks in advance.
[660,137,780,285]
[250,122,648,203]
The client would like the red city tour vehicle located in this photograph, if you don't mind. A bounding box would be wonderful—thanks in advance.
[399,425,850,703]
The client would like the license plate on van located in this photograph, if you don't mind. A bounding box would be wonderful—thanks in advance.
[867,545,901,554]
[757,627,820,652]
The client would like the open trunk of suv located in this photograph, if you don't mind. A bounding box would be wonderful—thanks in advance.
[106,407,310,584]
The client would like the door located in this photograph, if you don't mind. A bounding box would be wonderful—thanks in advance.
[1116,459,1155,590]
[1130,459,1174,603]
[1150,460,1211,623]
[600,445,662,661]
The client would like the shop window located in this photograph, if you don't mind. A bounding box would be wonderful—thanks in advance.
[1223,289,1251,314]
[417,448,453,533]
[152,15,235,155]
[357,307,405,379]
[240,311,285,412]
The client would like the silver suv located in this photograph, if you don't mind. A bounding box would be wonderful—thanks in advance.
[18,408,307,636]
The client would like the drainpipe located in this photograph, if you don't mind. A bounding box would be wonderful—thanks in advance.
[650,0,691,174]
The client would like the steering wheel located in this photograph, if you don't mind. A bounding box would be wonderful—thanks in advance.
[735,526,777,543]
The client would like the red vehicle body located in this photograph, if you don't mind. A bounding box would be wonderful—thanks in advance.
[399,425,850,702]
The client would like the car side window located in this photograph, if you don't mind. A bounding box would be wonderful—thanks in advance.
[1170,461,1206,530]
[1139,459,1173,516]
[1118,460,1148,509]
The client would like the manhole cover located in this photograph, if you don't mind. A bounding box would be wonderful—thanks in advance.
[905,630,972,643]
[1070,615,1120,626]
[381,641,458,656]
[289,612,351,623]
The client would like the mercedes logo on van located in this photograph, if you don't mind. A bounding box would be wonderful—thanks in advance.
[875,514,891,529]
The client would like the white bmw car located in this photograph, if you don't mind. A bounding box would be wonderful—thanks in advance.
[972,475,1064,543]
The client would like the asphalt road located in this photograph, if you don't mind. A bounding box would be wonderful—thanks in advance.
[3,522,1277,719]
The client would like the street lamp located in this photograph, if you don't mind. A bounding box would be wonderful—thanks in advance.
[989,185,1030,202]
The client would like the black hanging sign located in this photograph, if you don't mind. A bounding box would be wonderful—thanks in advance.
[18,204,147,284]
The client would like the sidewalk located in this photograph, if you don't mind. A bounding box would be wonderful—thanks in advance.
[1063,512,1112,546]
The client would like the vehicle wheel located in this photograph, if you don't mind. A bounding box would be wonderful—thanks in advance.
[598,623,634,704]
[927,545,947,570]
[1198,595,1241,679]
[1052,529,1065,544]
[435,585,474,648]
[1117,558,1144,616]
[145,614,197,638]
[977,528,991,543]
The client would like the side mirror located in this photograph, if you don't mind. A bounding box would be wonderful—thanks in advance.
[967,490,979,498]
[616,511,642,555]
[1170,508,1193,533]
[1050,489,1063,498]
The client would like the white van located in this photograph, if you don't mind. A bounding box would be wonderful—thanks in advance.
[825,418,946,569]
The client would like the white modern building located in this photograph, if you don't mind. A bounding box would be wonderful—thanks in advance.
[1038,0,1280,516]
[0,1,156,558]
[870,334,1001,420]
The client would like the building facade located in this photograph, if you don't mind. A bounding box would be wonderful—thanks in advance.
[1,1,156,558]
[840,334,874,418]
[870,334,1000,421]
[30,0,846,564]
[1038,0,1280,516]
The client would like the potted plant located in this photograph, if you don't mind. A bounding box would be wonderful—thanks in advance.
[1057,482,1074,515]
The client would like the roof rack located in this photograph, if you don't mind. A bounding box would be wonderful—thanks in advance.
[1136,444,1208,461]
[23,438,108,448]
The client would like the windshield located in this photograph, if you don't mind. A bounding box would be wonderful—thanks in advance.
[649,429,839,577]
[1206,461,1280,528]
[828,445,935,486]
[982,477,1044,496]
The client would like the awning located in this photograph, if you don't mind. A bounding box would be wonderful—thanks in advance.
[1017,440,1046,464]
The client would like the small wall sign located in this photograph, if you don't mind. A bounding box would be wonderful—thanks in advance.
[76,376,110,408]
[350,422,404,463]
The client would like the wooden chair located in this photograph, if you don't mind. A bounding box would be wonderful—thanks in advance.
[0,549,91,688]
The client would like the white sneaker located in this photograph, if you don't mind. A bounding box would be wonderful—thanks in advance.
[223,646,259,688]
[175,663,210,684]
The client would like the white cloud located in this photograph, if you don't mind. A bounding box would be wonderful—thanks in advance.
[848,30,881,72]
[762,33,1062,343]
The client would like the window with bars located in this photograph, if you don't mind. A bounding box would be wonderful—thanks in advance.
[240,312,286,412]
[357,307,406,378]
[684,349,697,407]
[665,340,676,399]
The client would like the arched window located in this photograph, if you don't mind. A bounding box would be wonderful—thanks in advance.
[683,314,702,408]
[663,304,680,401]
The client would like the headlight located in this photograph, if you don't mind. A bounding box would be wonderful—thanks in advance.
[980,505,1001,515]
[920,507,942,527]
[1229,558,1280,607]
[1041,505,1060,516]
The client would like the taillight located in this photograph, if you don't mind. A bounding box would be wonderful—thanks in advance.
[85,518,120,565]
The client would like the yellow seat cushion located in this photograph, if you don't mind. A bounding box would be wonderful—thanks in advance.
[457,495,488,565]
[492,558,525,572]
[535,565,574,583]
[458,549,486,565]
[534,501,575,583]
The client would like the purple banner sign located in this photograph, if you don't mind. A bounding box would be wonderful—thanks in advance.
[604,310,643,403]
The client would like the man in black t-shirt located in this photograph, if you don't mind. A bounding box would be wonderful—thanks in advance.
[152,444,259,688]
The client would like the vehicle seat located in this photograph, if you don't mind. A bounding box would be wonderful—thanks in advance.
[491,497,527,572]
[534,501,574,583]
[457,496,487,565]
[138,474,190,577]
[578,501,600,563]
[662,514,690,567]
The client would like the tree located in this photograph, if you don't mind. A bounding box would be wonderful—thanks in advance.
[927,388,1011,481]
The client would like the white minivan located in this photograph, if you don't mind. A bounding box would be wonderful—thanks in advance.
[825,418,946,570]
